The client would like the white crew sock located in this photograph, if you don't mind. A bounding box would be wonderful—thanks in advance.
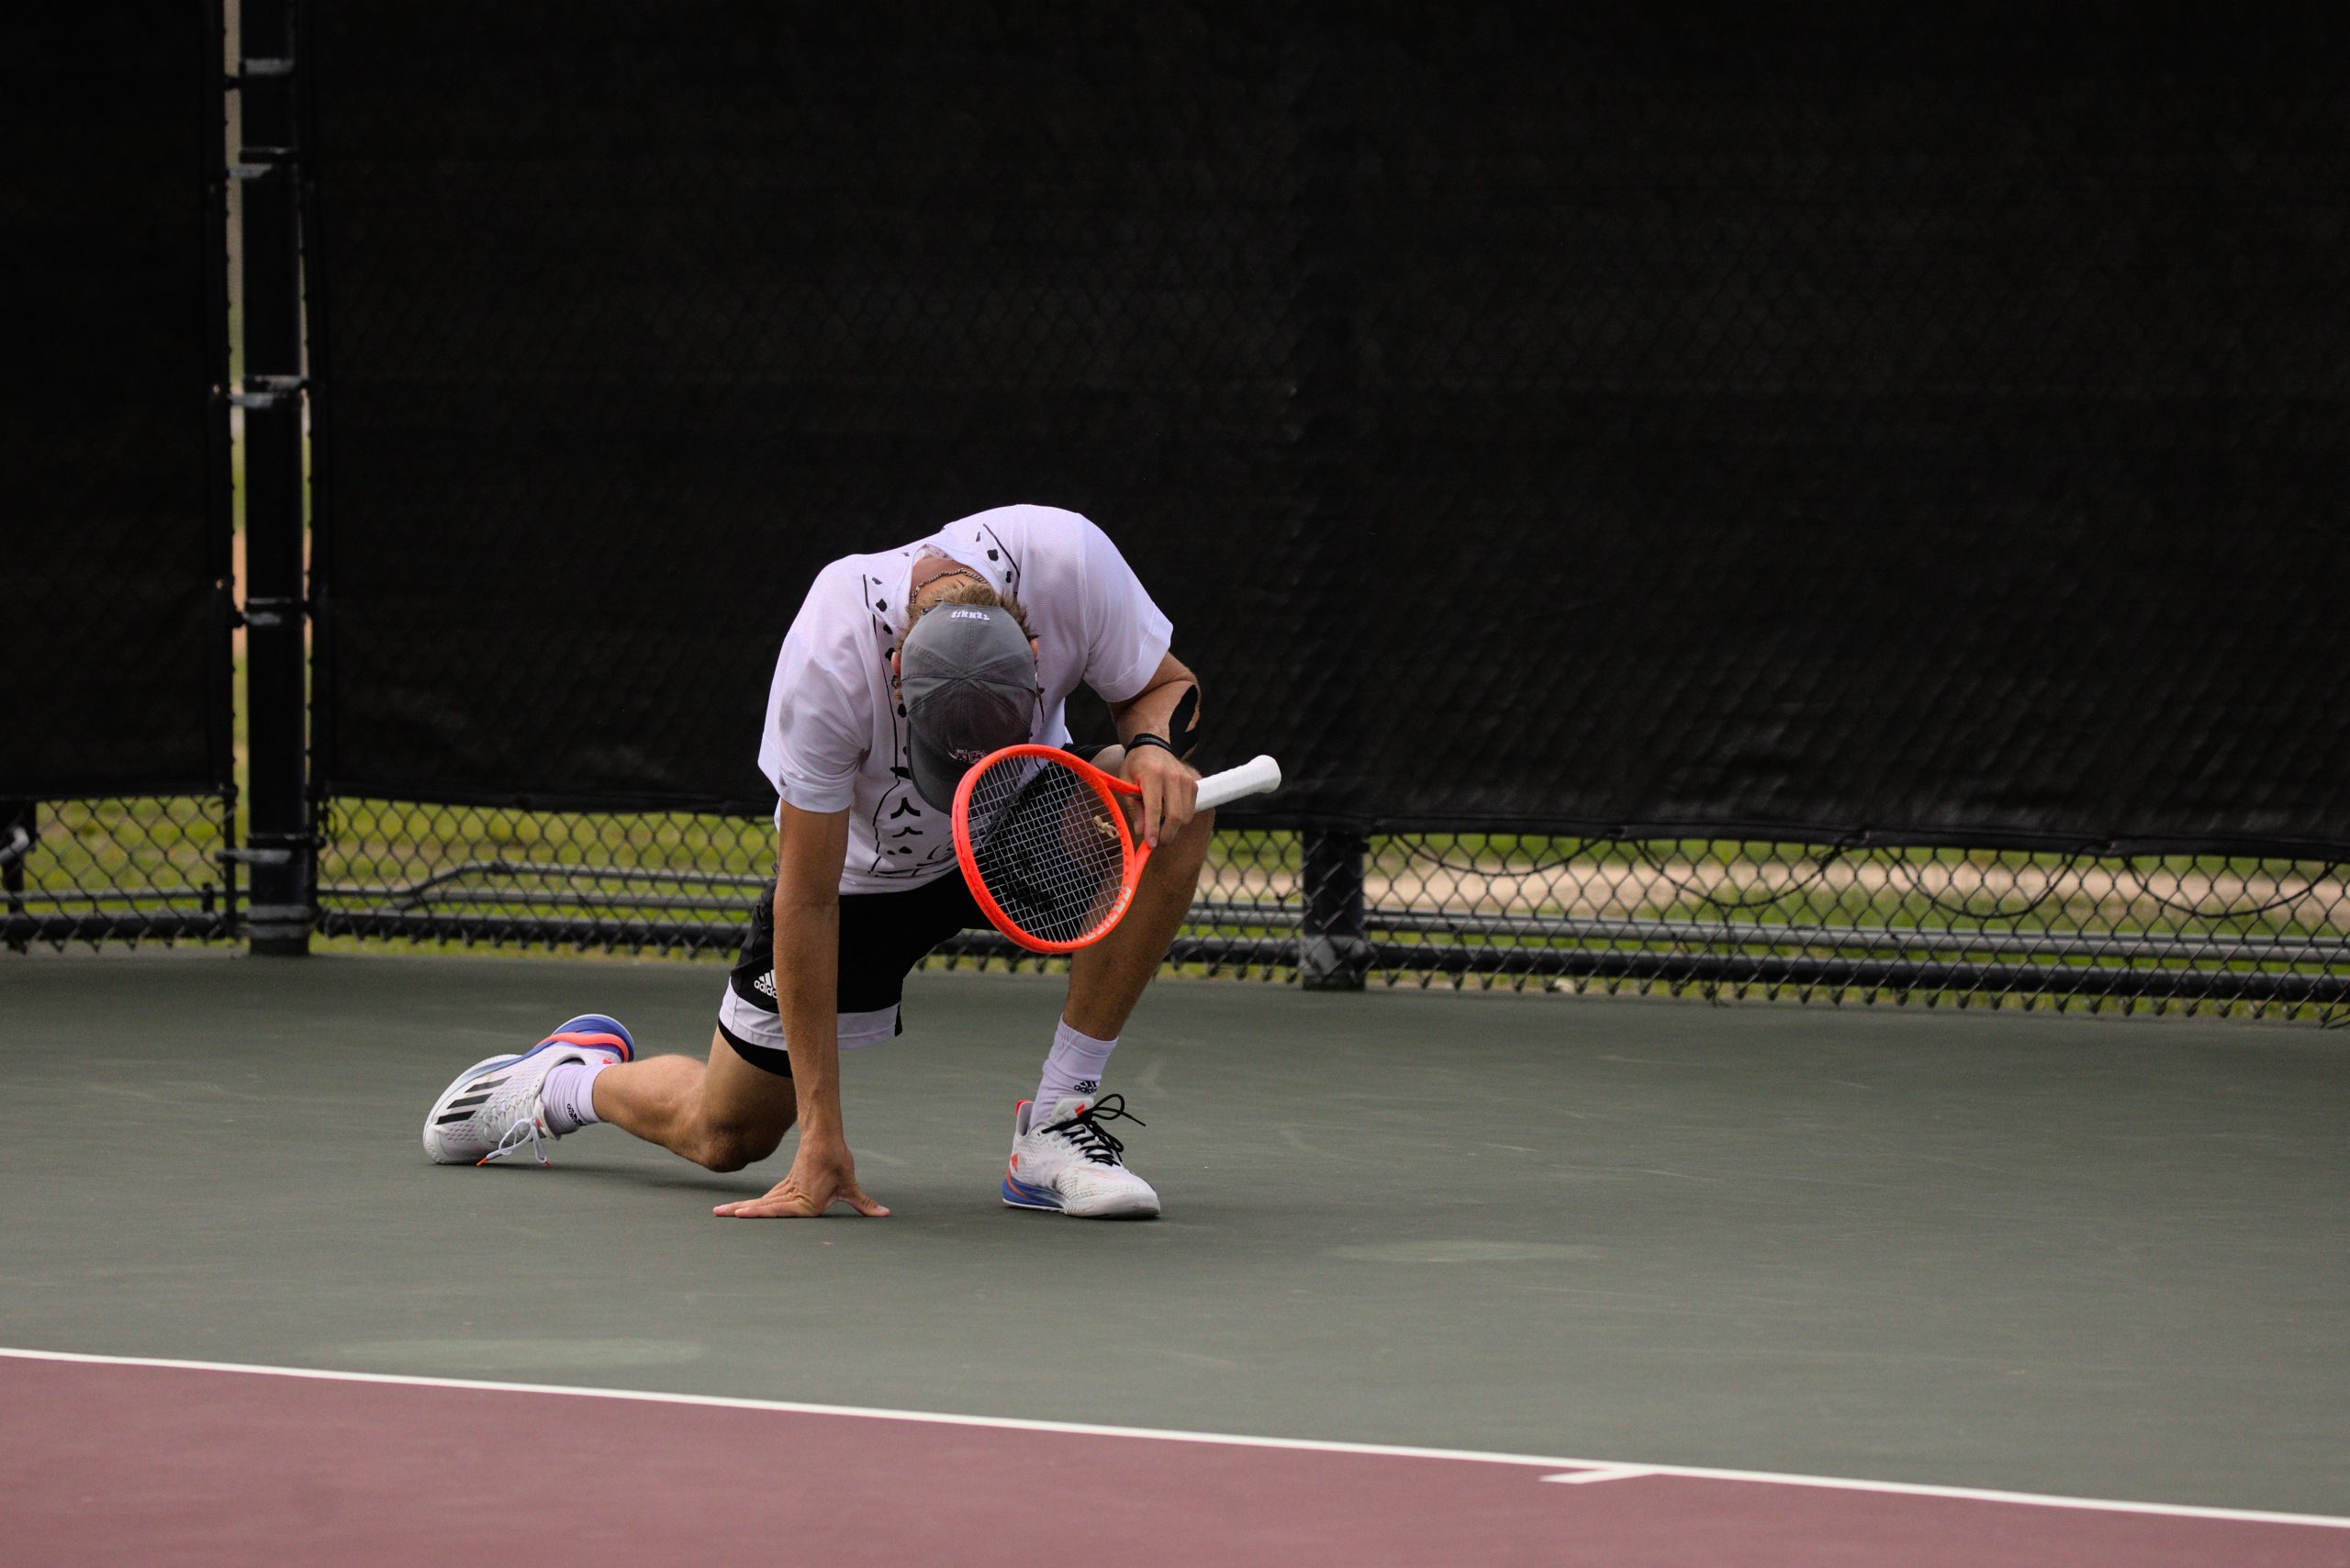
[541,1058,610,1136]
[1035,1017,1118,1116]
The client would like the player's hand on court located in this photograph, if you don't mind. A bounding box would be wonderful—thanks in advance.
[711,1136,890,1218]
[1119,744,1199,849]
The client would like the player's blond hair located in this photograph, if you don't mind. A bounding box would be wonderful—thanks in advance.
[905,562,1034,638]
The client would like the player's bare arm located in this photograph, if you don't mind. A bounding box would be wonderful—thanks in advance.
[711,802,889,1219]
[1106,651,1203,847]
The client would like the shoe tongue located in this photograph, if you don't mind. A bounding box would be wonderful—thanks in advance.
[1040,1094,1093,1126]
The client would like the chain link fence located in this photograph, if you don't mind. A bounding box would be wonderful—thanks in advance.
[26,791,2345,1027]
[2,797,240,951]
[308,801,2350,1024]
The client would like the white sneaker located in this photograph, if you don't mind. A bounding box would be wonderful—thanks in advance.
[1002,1092,1161,1219]
[421,1014,634,1167]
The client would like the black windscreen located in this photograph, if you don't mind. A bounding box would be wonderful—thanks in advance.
[6,6,226,798]
[307,6,2350,852]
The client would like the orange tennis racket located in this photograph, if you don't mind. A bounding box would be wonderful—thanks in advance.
[952,745,1282,953]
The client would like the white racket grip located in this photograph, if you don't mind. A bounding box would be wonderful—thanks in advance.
[1194,754,1282,812]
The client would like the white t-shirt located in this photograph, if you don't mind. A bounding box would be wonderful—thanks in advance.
[757,505,1174,894]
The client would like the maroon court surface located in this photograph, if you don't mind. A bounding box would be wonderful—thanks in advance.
[6,1354,2345,1568]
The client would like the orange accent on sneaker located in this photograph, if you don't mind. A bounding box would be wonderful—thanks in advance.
[544,1031,631,1059]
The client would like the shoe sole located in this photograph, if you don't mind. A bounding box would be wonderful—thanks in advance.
[420,1017,636,1163]
[1001,1171,1159,1219]
[1002,1172,1063,1211]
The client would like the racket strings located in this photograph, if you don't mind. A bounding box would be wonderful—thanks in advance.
[963,756,1129,945]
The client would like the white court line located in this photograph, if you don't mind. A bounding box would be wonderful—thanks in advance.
[4,1346,2344,1531]
[1546,1464,1658,1485]
[1539,1468,2350,1527]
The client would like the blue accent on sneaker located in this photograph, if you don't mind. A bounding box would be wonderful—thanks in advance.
[1002,1172,1064,1212]
[544,1014,634,1060]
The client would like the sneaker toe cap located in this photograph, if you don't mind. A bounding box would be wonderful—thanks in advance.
[1060,1169,1161,1219]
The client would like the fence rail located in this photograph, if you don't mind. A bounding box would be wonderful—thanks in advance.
[268,800,2350,1023]
[15,794,2344,1023]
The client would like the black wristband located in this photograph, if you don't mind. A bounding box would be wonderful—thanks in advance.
[1123,733,1177,758]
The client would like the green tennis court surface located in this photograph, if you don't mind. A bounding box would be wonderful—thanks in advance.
[5,954,2345,1533]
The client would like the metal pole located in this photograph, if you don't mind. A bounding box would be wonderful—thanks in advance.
[1300,828,1370,990]
[234,0,310,954]
[1291,20,1367,995]
[2,801,28,954]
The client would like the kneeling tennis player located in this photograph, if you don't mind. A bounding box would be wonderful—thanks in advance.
[419,505,1208,1219]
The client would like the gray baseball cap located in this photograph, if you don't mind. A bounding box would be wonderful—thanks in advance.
[901,602,1039,809]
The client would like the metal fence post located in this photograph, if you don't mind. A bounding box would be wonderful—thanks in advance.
[1300,829,1370,990]
[1289,23,1367,995]
[235,0,311,955]
[2,801,28,954]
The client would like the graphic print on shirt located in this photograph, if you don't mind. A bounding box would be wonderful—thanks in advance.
[859,559,955,882]
[856,530,1033,881]
[975,520,1024,604]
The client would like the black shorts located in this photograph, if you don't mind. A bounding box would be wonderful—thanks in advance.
[717,870,988,1077]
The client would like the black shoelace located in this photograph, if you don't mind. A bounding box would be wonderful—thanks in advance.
[1041,1093,1146,1167]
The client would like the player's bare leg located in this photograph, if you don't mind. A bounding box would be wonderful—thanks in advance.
[1064,805,1214,1038]
[590,1029,798,1172]
[1004,805,1214,1218]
